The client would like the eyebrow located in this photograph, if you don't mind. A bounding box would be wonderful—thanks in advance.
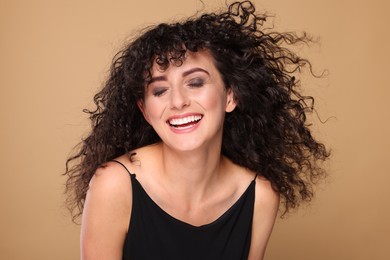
[149,67,210,84]
[148,75,166,84]
[182,67,210,77]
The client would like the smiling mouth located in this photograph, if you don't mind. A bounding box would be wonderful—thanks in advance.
[168,115,203,128]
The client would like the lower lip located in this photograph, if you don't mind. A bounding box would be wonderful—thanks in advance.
[168,119,202,134]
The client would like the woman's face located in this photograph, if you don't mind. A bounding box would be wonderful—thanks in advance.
[138,50,236,152]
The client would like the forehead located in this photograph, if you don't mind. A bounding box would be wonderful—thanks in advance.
[150,50,217,76]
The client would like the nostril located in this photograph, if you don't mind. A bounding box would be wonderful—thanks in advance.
[170,92,190,109]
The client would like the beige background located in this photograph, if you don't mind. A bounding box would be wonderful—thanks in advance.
[1,0,389,259]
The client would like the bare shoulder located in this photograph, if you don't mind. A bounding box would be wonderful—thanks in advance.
[86,157,134,224]
[130,143,162,168]
[80,157,133,260]
[87,158,134,207]
[247,176,280,260]
[254,176,280,209]
[91,159,133,189]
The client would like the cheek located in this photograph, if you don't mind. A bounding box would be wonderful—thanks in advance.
[144,99,166,121]
[198,88,227,111]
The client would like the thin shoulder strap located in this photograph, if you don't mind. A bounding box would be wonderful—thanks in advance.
[253,172,259,181]
[111,159,132,177]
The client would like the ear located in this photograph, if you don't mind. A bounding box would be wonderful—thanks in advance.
[137,100,151,124]
[225,88,237,113]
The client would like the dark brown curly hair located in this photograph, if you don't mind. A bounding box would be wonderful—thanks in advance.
[64,0,330,221]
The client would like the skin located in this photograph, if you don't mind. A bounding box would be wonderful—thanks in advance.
[81,50,279,260]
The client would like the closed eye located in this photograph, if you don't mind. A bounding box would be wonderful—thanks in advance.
[152,87,168,97]
[187,78,205,88]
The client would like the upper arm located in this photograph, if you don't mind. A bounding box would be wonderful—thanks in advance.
[248,178,280,260]
[80,161,132,260]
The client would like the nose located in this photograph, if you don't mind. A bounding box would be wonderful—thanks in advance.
[170,86,190,110]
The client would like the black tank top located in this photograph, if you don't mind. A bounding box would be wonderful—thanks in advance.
[112,160,256,260]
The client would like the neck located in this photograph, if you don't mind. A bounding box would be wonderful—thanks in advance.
[159,141,225,202]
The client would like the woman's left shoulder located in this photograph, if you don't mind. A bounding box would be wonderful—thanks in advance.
[247,175,280,259]
[253,176,280,208]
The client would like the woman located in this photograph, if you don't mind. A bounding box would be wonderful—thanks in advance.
[65,1,329,259]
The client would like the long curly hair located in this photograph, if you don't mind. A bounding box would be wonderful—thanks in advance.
[64,0,330,221]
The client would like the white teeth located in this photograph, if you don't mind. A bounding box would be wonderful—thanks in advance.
[169,115,202,126]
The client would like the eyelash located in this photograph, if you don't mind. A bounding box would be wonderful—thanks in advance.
[187,78,204,88]
[152,88,167,97]
[151,78,204,97]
